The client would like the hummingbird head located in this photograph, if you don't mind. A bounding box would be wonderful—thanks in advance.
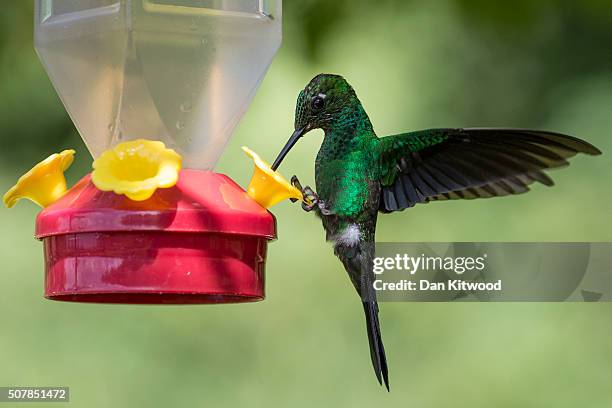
[272,74,363,170]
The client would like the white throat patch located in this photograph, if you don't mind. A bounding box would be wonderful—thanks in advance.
[335,224,361,247]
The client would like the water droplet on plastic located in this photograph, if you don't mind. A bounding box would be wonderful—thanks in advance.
[180,101,192,112]
[176,121,185,130]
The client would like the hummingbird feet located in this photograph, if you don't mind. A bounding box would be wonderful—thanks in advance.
[291,176,334,215]
[291,175,319,212]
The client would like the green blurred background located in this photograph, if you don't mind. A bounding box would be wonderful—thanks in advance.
[1,1,612,407]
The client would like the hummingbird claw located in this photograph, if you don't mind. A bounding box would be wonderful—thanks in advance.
[291,175,318,210]
[290,175,303,191]
[290,175,320,212]
[290,175,303,203]
[301,186,319,212]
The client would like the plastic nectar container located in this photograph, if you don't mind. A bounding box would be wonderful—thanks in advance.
[34,0,282,303]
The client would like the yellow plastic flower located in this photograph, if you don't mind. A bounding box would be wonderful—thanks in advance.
[3,149,75,208]
[92,139,182,201]
[242,146,304,208]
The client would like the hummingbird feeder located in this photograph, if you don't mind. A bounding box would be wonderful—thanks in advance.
[3,0,303,304]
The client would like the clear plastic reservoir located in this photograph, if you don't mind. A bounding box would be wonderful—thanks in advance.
[35,0,282,169]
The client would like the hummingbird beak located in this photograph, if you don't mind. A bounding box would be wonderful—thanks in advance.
[271,126,308,170]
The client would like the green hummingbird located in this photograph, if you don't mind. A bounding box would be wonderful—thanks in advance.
[270,74,601,391]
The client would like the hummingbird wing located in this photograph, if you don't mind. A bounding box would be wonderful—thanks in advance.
[378,128,601,212]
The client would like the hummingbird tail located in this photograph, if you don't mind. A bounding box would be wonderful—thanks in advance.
[363,300,389,391]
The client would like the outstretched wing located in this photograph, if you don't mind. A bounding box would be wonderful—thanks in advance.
[378,128,601,213]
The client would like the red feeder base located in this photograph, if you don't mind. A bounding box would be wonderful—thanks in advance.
[35,170,276,304]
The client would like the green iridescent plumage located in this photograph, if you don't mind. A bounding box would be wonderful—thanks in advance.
[271,73,601,391]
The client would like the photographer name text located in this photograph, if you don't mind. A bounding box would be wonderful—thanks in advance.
[372,253,502,292]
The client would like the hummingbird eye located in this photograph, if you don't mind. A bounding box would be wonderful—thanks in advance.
[311,94,325,111]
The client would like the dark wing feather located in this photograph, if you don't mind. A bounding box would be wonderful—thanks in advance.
[378,128,601,213]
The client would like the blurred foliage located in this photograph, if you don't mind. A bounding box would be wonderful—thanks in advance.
[1,1,612,407]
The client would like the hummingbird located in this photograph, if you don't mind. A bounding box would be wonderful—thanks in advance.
[270,74,601,391]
